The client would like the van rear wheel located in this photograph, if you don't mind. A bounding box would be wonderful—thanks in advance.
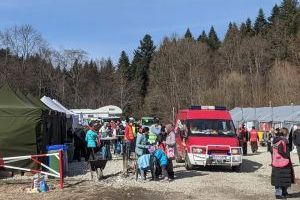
[185,154,194,170]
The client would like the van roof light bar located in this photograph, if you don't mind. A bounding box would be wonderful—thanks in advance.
[189,106,227,110]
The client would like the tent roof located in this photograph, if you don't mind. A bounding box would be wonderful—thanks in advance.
[0,85,32,108]
[26,94,50,110]
[52,99,75,116]
[71,109,95,114]
[41,96,66,113]
[230,105,300,123]
[0,85,41,115]
[71,105,122,115]
[94,105,122,114]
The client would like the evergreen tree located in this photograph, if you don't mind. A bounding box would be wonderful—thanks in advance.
[254,8,268,34]
[133,34,156,98]
[239,22,247,38]
[207,26,221,50]
[117,50,130,81]
[197,30,208,43]
[105,58,114,72]
[245,18,254,36]
[268,4,280,26]
[278,0,299,35]
[184,28,193,39]
[224,22,239,41]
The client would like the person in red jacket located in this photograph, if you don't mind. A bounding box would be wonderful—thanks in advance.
[238,124,248,155]
[124,117,135,159]
[249,126,259,153]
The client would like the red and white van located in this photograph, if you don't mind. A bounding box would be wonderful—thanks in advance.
[175,106,242,171]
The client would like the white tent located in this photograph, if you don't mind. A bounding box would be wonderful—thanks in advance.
[40,96,66,114]
[52,99,80,130]
[41,96,79,130]
[230,105,300,129]
[94,105,122,115]
[71,105,122,120]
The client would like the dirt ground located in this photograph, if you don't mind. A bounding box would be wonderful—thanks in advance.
[1,145,300,200]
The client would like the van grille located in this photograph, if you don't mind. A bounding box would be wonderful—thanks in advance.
[209,150,229,155]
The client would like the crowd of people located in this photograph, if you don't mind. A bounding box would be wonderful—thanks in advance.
[72,117,175,182]
[238,124,300,199]
[73,120,124,162]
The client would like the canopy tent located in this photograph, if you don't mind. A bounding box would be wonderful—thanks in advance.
[27,94,65,145]
[52,99,79,130]
[94,105,122,115]
[41,96,67,115]
[230,105,300,129]
[0,85,45,167]
[41,96,74,140]
[71,105,122,121]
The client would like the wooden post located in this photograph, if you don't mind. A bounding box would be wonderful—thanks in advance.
[122,140,128,174]
[59,150,64,189]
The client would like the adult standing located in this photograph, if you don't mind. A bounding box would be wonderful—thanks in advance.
[150,117,162,136]
[99,122,111,159]
[135,127,148,158]
[249,126,259,153]
[238,124,248,155]
[124,118,135,159]
[85,123,98,161]
[165,124,175,180]
[292,126,300,163]
[271,128,294,199]
[73,127,87,162]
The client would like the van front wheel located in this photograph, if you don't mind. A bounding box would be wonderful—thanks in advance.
[185,154,194,170]
[232,164,242,172]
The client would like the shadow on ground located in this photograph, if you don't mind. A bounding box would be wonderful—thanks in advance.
[172,158,263,173]
[174,169,208,180]
[289,192,300,198]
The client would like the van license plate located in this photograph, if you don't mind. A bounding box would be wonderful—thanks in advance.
[214,156,224,161]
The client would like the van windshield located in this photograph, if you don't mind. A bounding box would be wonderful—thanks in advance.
[188,119,235,136]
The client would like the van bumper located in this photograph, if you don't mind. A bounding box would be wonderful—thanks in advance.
[188,153,242,166]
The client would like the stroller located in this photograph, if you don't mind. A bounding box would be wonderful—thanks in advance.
[135,154,159,181]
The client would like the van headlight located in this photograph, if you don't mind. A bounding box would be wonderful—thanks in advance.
[231,149,240,155]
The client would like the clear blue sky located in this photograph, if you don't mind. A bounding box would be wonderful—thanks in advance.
[0,0,281,63]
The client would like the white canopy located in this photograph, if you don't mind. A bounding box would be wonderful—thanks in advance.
[94,105,122,115]
[52,99,80,130]
[40,96,66,114]
[41,96,80,130]
[71,105,122,120]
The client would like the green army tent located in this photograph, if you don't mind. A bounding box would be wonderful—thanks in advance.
[0,85,44,163]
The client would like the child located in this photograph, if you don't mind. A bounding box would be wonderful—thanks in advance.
[271,128,294,199]
[148,145,170,182]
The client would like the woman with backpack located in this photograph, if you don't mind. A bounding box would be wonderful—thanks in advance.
[271,128,295,199]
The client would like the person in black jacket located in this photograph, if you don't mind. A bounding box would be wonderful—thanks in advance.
[73,126,87,162]
[271,128,295,199]
[292,127,300,163]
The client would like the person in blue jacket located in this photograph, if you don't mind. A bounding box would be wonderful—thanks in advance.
[148,145,170,182]
[85,122,98,161]
[135,127,149,158]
